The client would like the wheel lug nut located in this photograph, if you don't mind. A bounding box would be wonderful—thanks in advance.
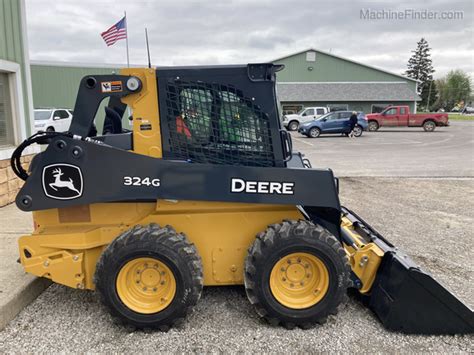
[136,280,139,284]
[282,277,286,281]
[160,281,165,285]
[297,258,301,263]
[287,259,291,264]
[300,281,304,286]
[161,271,165,275]
[290,283,294,288]
[280,267,285,272]
[153,287,157,292]
[136,270,140,274]
[143,287,147,291]
[304,264,309,268]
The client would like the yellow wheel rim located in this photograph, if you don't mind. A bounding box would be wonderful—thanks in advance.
[116,257,176,314]
[270,252,329,309]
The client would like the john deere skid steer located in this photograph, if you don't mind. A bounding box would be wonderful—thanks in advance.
[11,64,473,333]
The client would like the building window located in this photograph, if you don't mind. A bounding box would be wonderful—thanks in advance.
[327,104,348,112]
[0,73,14,147]
[306,51,316,62]
[282,105,303,115]
[371,104,391,113]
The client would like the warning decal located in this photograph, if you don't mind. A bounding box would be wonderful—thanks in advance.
[101,81,123,93]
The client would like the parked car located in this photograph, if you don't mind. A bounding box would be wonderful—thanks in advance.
[298,111,368,138]
[34,108,73,132]
[365,106,449,132]
[282,107,329,131]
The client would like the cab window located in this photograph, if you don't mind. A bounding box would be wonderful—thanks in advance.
[316,108,325,115]
[337,112,351,119]
[384,108,397,115]
[54,110,70,119]
[166,82,274,166]
[302,109,314,116]
[400,107,407,115]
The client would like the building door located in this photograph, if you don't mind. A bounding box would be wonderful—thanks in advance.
[0,73,14,146]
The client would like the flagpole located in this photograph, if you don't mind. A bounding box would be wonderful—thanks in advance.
[124,11,130,68]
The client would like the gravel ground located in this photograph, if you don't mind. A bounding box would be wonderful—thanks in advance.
[0,178,473,352]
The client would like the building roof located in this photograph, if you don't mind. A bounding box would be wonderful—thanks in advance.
[277,82,420,102]
[271,48,419,83]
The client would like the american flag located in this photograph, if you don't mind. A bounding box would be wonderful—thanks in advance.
[101,16,127,46]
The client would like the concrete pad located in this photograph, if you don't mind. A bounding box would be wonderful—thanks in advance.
[0,204,51,330]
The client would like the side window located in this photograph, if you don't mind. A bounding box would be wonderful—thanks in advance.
[55,110,70,119]
[179,88,213,143]
[400,107,407,115]
[385,108,397,115]
[303,109,315,116]
[337,112,351,119]
[325,113,337,121]
[316,108,325,115]
[164,82,274,166]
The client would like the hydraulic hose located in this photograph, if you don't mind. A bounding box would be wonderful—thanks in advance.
[10,131,73,181]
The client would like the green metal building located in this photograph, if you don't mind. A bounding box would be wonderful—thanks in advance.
[0,0,34,155]
[273,49,420,115]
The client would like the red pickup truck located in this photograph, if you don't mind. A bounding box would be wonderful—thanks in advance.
[366,106,449,132]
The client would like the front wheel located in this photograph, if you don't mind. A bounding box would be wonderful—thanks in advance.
[288,121,299,131]
[95,224,203,331]
[244,220,351,329]
[423,120,436,132]
[353,125,363,137]
[308,127,321,138]
[368,121,379,132]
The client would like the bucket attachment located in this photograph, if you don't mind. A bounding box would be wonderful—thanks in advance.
[342,207,474,335]
[368,250,473,334]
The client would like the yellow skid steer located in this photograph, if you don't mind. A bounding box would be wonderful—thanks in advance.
[11,65,473,333]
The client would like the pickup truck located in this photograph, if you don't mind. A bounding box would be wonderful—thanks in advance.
[366,106,449,132]
[282,107,329,131]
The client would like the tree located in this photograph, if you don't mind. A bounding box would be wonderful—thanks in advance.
[405,38,435,110]
[435,70,472,111]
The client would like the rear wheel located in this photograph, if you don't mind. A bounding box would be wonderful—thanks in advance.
[95,224,203,331]
[368,121,379,131]
[308,127,321,138]
[423,120,436,132]
[353,125,363,137]
[288,121,299,131]
[244,220,350,329]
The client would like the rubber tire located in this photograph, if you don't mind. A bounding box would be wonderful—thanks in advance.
[368,121,379,132]
[95,224,203,331]
[244,220,351,329]
[353,125,363,137]
[423,120,436,132]
[46,127,55,132]
[288,121,299,131]
[308,127,321,138]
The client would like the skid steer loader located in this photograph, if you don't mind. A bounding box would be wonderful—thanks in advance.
[11,64,473,334]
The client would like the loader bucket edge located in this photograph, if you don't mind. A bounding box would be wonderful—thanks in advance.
[342,207,474,335]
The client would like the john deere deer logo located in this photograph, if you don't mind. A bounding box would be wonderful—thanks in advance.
[42,164,83,200]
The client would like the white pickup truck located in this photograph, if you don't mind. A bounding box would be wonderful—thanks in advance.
[282,107,329,131]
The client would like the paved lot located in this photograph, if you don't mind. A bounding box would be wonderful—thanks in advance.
[0,178,472,352]
[291,121,474,177]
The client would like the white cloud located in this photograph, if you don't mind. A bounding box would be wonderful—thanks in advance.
[25,0,473,78]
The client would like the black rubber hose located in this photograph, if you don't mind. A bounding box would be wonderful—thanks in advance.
[10,131,71,181]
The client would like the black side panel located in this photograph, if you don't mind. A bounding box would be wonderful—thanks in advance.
[16,137,340,236]
[156,65,286,167]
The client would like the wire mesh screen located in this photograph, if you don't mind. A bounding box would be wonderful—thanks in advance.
[162,80,276,166]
